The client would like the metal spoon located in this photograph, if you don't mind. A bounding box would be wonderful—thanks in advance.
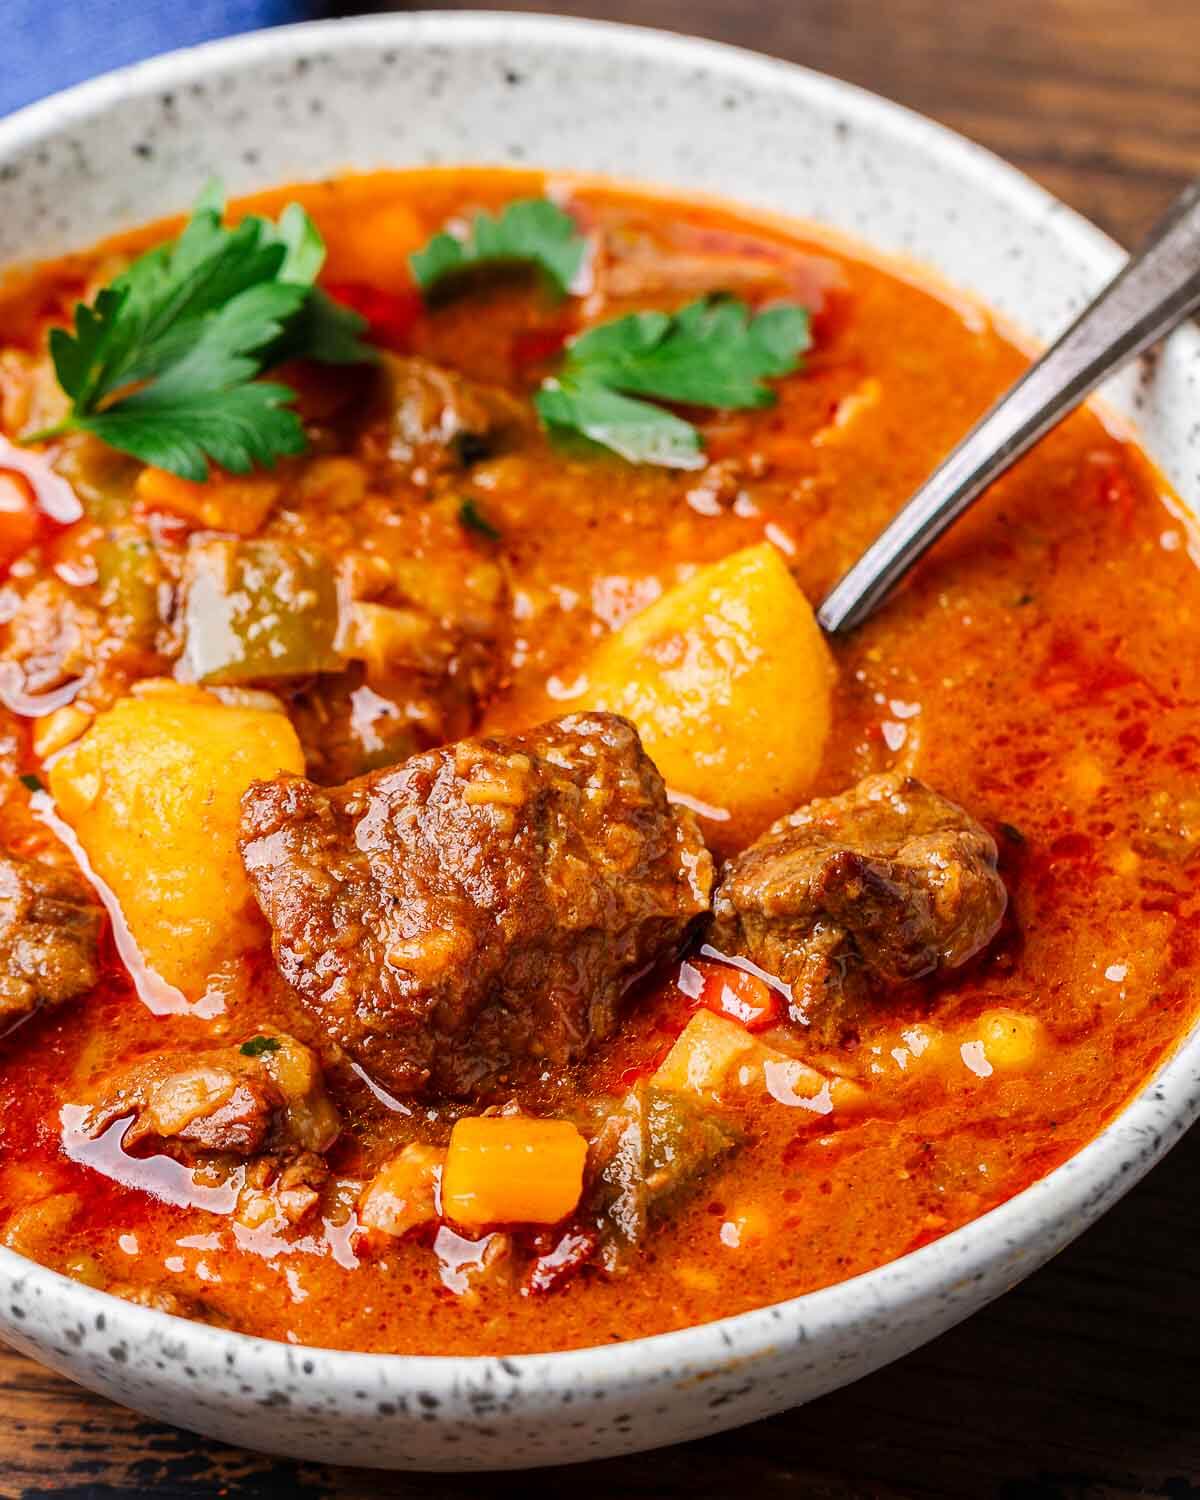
[817,176,1200,634]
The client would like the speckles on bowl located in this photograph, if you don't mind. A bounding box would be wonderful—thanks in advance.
[1,10,1200,1473]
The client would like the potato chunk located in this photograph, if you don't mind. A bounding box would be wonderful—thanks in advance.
[654,1009,867,1115]
[973,1009,1049,1073]
[579,544,835,837]
[653,1009,757,1096]
[48,681,304,998]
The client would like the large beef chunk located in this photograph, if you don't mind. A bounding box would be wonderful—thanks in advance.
[79,1033,340,1161]
[710,772,1006,1040]
[240,712,713,1098]
[0,852,102,1033]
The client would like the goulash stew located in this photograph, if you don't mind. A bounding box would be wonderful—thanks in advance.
[0,169,1194,1354]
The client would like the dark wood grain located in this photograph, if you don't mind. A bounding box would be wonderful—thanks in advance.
[374,0,1200,245]
[5,2,1200,1496]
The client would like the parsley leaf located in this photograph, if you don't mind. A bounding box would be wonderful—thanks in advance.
[81,382,307,478]
[240,1035,281,1058]
[30,183,373,481]
[275,201,327,285]
[410,199,587,300]
[536,382,704,468]
[19,772,44,793]
[534,295,811,468]
[458,497,502,541]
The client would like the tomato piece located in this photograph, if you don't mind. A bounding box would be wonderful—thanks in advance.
[0,471,40,571]
[689,958,782,1031]
[511,327,570,370]
[324,281,423,351]
[522,1227,599,1296]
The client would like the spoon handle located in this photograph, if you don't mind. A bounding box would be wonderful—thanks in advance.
[818,177,1200,634]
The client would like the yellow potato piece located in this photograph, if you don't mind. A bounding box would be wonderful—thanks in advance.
[580,544,835,836]
[975,1008,1049,1073]
[653,1009,757,1096]
[48,681,304,999]
[654,1008,868,1116]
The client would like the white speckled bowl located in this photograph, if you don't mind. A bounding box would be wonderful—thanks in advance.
[1,11,1198,1472]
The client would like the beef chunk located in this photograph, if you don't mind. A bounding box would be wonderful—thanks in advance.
[584,202,847,322]
[80,1033,339,1162]
[0,579,104,703]
[240,712,713,1098]
[710,772,1007,1040]
[363,355,528,477]
[0,852,102,1033]
[106,1283,228,1325]
[236,1150,331,1229]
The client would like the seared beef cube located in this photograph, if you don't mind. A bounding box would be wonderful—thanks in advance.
[365,355,528,476]
[710,772,1006,1040]
[0,852,102,1033]
[0,579,106,702]
[79,1034,339,1161]
[240,712,713,1098]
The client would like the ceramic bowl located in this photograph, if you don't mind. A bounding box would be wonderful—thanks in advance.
[1,11,1198,1472]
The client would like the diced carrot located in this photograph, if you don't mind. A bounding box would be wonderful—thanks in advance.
[0,471,39,570]
[358,1143,446,1240]
[321,201,427,291]
[692,959,782,1031]
[134,466,281,536]
[441,1117,588,1229]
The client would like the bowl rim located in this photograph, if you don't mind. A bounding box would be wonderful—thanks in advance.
[1,8,1197,1400]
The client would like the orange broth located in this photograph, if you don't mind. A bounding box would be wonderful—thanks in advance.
[0,169,1196,1354]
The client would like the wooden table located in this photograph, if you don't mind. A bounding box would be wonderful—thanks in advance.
[5,1,1199,1494]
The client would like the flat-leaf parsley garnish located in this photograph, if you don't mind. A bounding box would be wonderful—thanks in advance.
[27,183,374,481]
[240,1035,281,1058]
[458,497,502,542]
[410,199,587,300]
[534,295,811,468]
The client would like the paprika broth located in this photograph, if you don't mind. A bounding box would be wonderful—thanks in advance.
[0,168,1196,1356]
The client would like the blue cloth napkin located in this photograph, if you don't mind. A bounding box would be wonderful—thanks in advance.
[4,0,325,117]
